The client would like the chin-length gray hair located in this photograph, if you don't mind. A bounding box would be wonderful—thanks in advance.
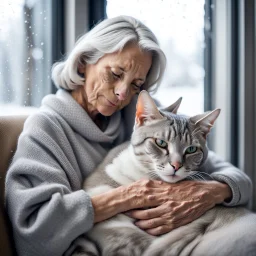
[51,15,166,93]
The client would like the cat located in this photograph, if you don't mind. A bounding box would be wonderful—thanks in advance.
[77,90,256,256]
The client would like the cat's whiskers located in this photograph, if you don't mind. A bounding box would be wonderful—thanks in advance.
[195,173,207,181]
[186,174,195,180]
[189,173,202,179]
[148,171,160,180]
[199,172,213,179]
[188,172,214,181]
[187,172,207,181]
[140,160,153,164]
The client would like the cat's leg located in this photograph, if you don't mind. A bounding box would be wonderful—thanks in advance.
[87,213,153,256]
[190,209,256,256]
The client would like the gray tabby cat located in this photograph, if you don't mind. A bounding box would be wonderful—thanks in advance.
[79,91,256,256]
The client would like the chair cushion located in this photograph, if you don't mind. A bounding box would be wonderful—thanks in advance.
[0,115,27,256]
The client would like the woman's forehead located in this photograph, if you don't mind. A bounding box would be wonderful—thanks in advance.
[106,46,152,72]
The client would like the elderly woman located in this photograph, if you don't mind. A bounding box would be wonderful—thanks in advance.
[5,16,252,256]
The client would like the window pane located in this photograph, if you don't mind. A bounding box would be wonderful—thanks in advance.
[0,0,52,114]
[106,0,205,115]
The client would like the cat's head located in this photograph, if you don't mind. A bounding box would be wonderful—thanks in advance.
[131,90,220,183]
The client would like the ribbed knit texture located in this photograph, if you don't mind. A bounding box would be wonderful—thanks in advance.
[203,151,252,206]
[5,89,136,256]
[5,89,252,255]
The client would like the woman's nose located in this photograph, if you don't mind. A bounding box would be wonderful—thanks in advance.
[115,84,129,101]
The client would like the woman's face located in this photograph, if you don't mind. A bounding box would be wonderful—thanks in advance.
[77,43,152,118]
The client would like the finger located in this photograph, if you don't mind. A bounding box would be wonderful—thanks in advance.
[135,217,165,229]
[171,204,211,226]
[146,225,173,236]
[126,205,165,220]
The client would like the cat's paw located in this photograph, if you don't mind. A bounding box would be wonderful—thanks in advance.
[102,228,152,256]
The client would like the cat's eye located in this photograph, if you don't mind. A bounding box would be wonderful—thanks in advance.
[155,139,168,148]
[186,146,197,154]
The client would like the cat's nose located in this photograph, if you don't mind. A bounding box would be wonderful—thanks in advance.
[170,161,183,172]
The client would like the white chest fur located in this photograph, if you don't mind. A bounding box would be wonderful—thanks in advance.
[105,145,148,185]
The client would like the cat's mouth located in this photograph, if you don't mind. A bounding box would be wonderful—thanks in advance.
[162,173,180,177]
[158,173,183,183]
[160,170,180,177]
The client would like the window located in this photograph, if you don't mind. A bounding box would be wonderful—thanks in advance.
[106,0,205,115]
[0,0,62,115]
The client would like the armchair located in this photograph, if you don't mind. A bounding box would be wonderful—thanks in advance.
[0,115,27,256]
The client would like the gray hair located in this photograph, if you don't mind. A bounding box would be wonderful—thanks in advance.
[51,15,166,93]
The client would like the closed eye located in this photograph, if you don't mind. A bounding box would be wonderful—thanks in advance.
[112,71,142,93]
[112,72,121,79]
[132,83,141,92]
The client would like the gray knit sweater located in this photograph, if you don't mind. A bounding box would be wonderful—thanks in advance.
[5,89,252,256]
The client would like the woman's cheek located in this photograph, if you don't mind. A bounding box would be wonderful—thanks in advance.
[101,71,114,85]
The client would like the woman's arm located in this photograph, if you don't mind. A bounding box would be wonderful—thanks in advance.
[91,179,175,223]
[5,114,95,256]
[201,150,253,206]
[126,151,252,236]
[5,113,172,254]
[125,179,229,236]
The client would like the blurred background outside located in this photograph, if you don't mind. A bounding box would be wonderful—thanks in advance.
[0,0,205,115]
[107,0,205,114]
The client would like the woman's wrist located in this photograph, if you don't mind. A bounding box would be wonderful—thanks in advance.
[91,186,129,223]
[208,180,232,204]
[219,182,232,203]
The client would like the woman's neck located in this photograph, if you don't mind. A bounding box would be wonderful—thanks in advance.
[71,87,98,121]
[71,88,109,130]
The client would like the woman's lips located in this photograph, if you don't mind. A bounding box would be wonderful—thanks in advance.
[105,97,117,107]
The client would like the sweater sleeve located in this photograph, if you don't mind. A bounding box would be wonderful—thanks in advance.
[200,150,253,207]
[5,113,94,256]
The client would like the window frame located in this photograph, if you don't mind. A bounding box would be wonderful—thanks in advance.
[210,0,256,210]
[238,0,256,210]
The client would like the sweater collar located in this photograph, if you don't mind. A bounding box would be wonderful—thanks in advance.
[41,89,122,143]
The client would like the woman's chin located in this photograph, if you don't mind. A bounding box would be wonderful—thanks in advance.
[98,106,117,116]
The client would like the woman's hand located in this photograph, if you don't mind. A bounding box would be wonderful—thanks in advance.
[91,179,167,223]
[125,180,232,236]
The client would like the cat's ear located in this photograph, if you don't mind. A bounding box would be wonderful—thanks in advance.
[163,97,182,114]
[190,109,221,139]
[135,90,165,127]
